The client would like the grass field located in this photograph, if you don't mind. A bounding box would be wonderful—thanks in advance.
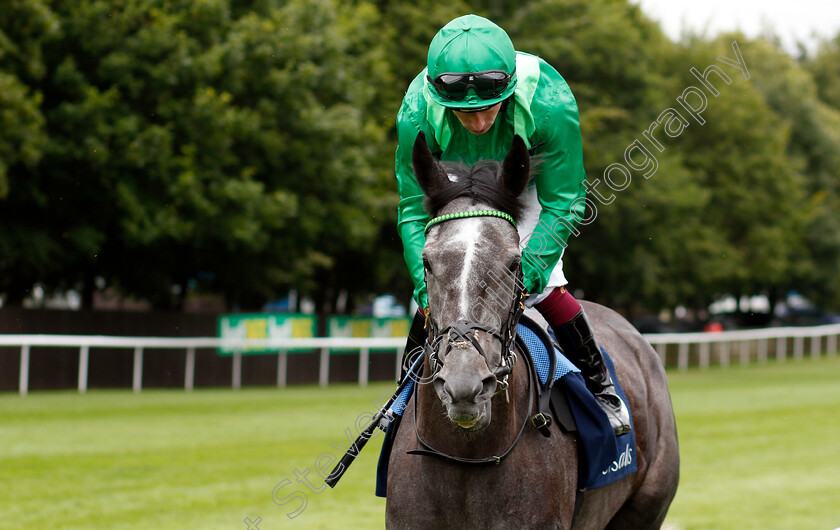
[2,356,839,529]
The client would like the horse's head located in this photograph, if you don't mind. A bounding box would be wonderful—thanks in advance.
[412,132,531,432]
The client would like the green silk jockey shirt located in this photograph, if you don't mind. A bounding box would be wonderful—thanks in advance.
[395,52,587,309]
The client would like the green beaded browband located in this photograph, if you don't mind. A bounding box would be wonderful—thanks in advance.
[424,210,516,233]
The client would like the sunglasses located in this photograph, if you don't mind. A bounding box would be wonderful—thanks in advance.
[427,69,514,101]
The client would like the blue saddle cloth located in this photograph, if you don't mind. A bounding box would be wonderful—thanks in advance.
[375,322,637,497]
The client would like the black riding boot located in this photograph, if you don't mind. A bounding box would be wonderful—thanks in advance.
[551,309,631,435]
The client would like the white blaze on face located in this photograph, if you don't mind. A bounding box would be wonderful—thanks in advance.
[452,217,484,317]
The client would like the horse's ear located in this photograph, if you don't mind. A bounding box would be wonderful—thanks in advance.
[502,135,530,197]
[412,132,448,196]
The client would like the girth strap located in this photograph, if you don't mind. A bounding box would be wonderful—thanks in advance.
[517,316,559,437]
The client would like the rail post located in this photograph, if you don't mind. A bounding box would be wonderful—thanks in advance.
[184,347,196,391]
[232,352,242,390]
[19,345,30,396]
[319,347,329,387]
[78,345,89,393]
[132,347,144,393]
[776,337,787,362]
[359,347,369,387]
[698,342,709,369]
[277,351,287,388]
[810,334,821,359]
[678,343,689,371]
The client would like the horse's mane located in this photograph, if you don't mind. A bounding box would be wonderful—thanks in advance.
[423,159,528,221]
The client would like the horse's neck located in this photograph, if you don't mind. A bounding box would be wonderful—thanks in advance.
[416,359,530,457]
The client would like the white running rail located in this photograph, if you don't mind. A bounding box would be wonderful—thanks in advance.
[643,323,840,370]
[3,323,839,395]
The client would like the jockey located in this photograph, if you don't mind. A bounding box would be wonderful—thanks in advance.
[394,14,630,435]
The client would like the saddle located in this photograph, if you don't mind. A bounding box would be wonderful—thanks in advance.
[516,315,637,490]
[375,315,637,498]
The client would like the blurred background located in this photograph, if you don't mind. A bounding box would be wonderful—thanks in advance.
[1,0,839,332]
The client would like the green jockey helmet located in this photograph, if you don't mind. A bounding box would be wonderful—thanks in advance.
[426,15,517,110]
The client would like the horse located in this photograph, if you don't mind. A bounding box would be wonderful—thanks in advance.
[384,133,679,529]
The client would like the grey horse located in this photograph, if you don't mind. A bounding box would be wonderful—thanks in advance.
[385,133,679,529]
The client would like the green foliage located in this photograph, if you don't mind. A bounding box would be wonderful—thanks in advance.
[1,0,393,309]
[0,0,53,198]
[737,37,840,310]
[377,0,470,91]
[668,38,809,302]
[1,0,839,314]
[804,32,840,111]
[796,33,840,310]
[506,0,669,113]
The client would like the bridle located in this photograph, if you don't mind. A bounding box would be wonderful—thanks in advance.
[422,209,528,399]
[412,207,533,464]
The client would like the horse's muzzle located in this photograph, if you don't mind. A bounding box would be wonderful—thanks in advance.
[433,367,496,430]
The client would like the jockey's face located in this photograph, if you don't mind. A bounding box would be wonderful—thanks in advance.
[452,103,503,135]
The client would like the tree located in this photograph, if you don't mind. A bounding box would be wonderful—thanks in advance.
[804,32,840,111]
[0,0,55,304]
[3,0,839,318]
[659,37,811,311]
[757,35,840,310]
[1,0,395,310]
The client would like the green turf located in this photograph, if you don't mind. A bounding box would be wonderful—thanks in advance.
[1,356,839,529]
[664,355,840,530]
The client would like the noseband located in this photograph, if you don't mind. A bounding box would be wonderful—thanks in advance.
[423,209,527,393]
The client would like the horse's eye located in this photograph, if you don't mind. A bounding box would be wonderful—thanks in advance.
[423,258,432,273]
[508,258,521,273]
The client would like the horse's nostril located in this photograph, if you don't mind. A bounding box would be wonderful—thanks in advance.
[444,381,460,402]
[481,376,497,398]
[433,378,452,404]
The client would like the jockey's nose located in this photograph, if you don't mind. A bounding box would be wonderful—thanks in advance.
[453,106,500,135]
[466,113,490,134]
